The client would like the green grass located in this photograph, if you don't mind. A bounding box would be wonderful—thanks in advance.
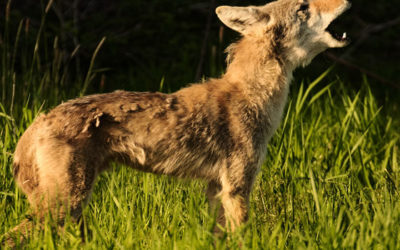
[1,3,400,249]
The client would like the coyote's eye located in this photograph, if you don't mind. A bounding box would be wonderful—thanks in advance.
[298,2,309,12]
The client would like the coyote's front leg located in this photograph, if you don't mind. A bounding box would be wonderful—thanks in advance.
[206,181,225,231]
[218,160,258,231]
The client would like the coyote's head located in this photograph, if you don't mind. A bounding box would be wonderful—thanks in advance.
[216,0,350,68]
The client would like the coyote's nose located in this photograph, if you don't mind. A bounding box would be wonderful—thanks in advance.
[311,0,350,13]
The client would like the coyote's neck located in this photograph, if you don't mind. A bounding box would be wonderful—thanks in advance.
[222,37,292,108]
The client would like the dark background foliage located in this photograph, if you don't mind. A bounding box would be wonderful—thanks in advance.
[2,0,400,97]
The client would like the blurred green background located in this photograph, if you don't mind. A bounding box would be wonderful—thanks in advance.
[1,0,399,95]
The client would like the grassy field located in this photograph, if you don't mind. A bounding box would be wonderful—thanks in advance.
[1,5,400,249]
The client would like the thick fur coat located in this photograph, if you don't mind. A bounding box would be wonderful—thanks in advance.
[6,0,350,245]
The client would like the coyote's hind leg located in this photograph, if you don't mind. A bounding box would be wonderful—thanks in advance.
[10,136,99,246]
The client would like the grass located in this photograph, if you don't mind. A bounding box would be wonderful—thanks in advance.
[1,3,399,249]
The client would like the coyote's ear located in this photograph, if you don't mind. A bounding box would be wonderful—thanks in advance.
[216,6,271,35]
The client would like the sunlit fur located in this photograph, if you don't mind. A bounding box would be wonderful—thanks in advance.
[6,0,350,245]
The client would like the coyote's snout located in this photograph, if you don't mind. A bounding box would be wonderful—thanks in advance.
[217,0,350,69]
[5,0,349,245]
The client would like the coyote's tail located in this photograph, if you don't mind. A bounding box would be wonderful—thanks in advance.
[2,218,33,248]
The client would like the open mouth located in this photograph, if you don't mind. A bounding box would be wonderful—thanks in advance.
[327,30,348,42]
[326,27,350,43]
[326,18,350,43]
[324,3,351,45]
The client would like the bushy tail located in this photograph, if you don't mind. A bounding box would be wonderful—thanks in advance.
[2,218,33,248]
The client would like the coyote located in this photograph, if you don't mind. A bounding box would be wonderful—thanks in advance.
[6,0,350,245]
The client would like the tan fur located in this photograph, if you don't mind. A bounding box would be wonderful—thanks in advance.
[5,0,350,245]
[312,0,345,13]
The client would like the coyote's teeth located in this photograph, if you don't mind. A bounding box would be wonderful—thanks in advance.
[342,32,347,39]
